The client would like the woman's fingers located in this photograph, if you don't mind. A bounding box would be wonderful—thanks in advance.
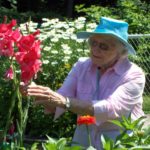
[28,84,50,91]
[28,93,50,99]
[27,86,52,99]
[19,82,58,110]
[21,83,59,107]
[20,81,36,96]
[27,87,50,94]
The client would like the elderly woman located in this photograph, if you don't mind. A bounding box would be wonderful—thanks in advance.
[22,17,145,149]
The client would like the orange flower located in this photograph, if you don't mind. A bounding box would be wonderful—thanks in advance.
[77,115,96,125]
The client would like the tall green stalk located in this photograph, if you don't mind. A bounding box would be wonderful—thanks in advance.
[3,62,31,147]
[16,73,31,147]
[3,63,18,141]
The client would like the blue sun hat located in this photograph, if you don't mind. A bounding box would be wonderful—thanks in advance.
[77,17,136,55]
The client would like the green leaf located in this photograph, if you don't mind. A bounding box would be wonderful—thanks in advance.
[42,142,57,150]
[109,120,124,128]
[56,138,67,149]
[121,115,132,129]
[131,116,147,129]
[46,135,57,143]
[115,130,128,143]
[101,134,114,150]
[109,115,147,132]
[31,142,39,150]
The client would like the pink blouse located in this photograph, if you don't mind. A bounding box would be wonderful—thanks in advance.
[54,57,145,149]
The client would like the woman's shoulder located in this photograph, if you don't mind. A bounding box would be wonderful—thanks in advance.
[77,57,90,63]
[73,57,92,72]
[75,57,91,67]
[118,58,145,75]
[130,61,145,75]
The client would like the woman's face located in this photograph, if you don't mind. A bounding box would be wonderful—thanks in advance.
[89,35,124,68]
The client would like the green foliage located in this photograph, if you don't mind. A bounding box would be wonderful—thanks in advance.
[101,115,150,150]
[0,57,20,130]
[3,115,150,149]
[41,136,83,150]
[75,0,150,33]
[101,135,117,150]
[115,0,150,33]
[0,7,62,23]
[109,115,146,130]
[26,106,76,138]
[0,142,11,150]
[7,0,17,10]
[143,95,150,114]
[75,4,114,23]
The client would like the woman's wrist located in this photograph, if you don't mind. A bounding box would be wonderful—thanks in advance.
[65,97,71,110]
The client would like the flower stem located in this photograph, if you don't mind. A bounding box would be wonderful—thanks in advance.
[86,125,91,146]
[22,96,31,139]
[3,88,17,140]
[3,63,17,140]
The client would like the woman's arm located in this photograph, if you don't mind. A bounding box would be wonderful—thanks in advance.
[27,84,94,115]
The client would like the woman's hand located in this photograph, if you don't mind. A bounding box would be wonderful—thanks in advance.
[26,83,66,109]
[20,82,59,114]
[19,82,30,96]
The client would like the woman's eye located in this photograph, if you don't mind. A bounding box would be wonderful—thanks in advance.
[99,43,109,51]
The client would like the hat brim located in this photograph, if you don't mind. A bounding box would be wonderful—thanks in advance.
[77,31,136,55]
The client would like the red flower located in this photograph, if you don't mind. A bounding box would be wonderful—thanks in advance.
[15,51,27,63]
[17,31,40,52]
[10,29,22,42]
[14,30,42,84]
[0,19,17,38]
[77,115,96,125]
[20,59,42,83]
[0,18,42,144]
[0,37,14,56]
[15,40,41,64]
